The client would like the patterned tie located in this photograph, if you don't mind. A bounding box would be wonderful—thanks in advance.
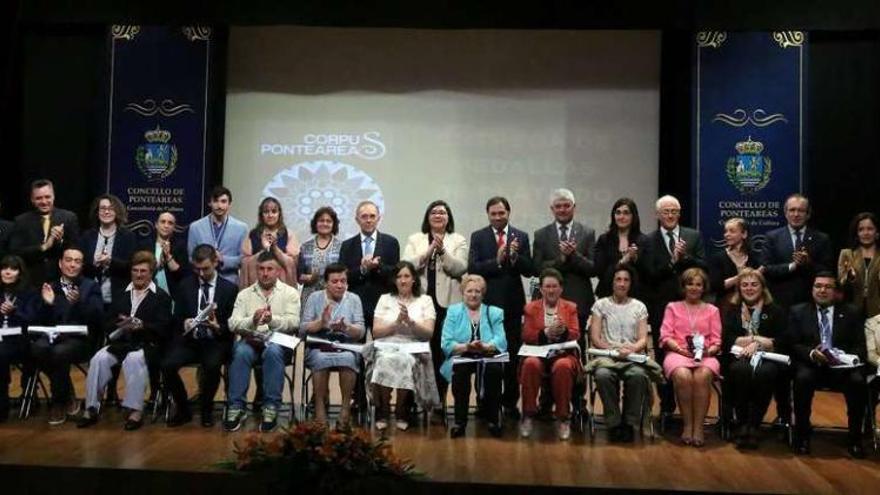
[41,215,51,242]
[196,282,211,339]
[819,308,831,349]
[794,229,804,251]
[559,224,569,242]
[363,235,374,257]
[666,230,676,255]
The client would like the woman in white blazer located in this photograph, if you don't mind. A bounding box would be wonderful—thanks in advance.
[403,200,468,413]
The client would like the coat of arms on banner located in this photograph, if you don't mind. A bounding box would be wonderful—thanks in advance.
[135,125,178,181]
[726,136,771,194]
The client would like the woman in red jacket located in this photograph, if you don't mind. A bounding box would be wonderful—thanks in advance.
[519,268,581,440]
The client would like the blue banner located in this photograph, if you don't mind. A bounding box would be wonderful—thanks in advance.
[105,25,213,236]
[693,31,807,251]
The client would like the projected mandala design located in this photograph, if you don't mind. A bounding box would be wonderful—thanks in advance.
[263,161,384,241]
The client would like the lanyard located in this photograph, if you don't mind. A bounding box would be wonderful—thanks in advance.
[211,216,229,250]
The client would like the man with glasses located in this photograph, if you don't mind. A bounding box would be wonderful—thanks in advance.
[788,272,866,458]
[643,195,705,414]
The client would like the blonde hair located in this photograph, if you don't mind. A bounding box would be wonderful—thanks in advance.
[460,274,487,295]
[679,267,710,298]
[730,267,774,305]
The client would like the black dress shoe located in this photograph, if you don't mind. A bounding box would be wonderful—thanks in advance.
[166,411,192,428]
[794,438,811,455]
[449,424,466,438]
[488,423,503,438]
[619,424,635,443]
[124,417,144,431]
[201,415,215,428]
[848,443,866,459]
[76,408,99,428]
[503,406,521,421]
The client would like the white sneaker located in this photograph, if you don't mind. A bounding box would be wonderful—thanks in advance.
[375,419,388,431]
[557,421,571,441]
[519,417,533,438]
[395,420,409,431]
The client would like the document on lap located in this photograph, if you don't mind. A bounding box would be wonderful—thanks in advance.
[269,332,301,350]
[29,325,88,344]
[518,341,580,358]
[452,352,510,365]
[307,336,364,354]
[374,341,430,354]
[586,348,649,364]
[729,345,791,365]
[0,327,23,341]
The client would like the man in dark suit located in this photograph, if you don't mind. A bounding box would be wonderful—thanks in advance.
[468,196,534,418]
[162,244,237,428]
[532,188,596,335]
[8,179,80,286]
[339,201,400,329]
[643,195,705,414]
[32,246,103,425]
[788,272,867,458]
[760,194,833,309]
[759,194,833,425]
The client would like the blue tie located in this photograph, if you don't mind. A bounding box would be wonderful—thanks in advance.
[819,308,832,349]
[364,235,374,257]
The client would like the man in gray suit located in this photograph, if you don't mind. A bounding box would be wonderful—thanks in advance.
[532,188,596,334]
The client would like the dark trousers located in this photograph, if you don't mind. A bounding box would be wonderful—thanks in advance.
[727,358,779,428]
[161,339,230,415]
[774,366,793,421]
[502,312,522,410]
[793,363,866,442]
[451,361,503,426]
[429,304,448,405]
[30,336,91,406]
[0,337,29,418]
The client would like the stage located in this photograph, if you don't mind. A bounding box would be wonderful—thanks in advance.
[1,366,878,495]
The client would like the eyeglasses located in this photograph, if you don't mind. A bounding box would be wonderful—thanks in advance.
[98,206,115,212]
[813,283,835,290]
[430,210,448,216]
[659,209,681,216]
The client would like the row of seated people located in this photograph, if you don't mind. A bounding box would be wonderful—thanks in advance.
[1,241,874,460]
[1,179,878,454]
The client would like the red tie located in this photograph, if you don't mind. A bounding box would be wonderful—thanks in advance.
[496,230,506,248]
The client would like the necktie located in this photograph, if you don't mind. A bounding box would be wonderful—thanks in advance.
[41,215,51,242]
[363,235,374,257]
[666,230,676,255]
[794,229,804,251]
[196,282,211,339]
[496,230,506,249]
[819,308,831,349]
[559,224,569,242]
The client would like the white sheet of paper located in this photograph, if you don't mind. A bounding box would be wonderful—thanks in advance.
[29,325,88,335]
[518,344,550,358]
[374,341,430,354]
[269,332,301,350]
[452,352,510,365]
[0,326,22,341]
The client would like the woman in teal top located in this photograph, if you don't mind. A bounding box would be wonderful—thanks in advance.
[441,274,507,438]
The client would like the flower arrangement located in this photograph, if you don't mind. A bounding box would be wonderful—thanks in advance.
[224,421,420,491]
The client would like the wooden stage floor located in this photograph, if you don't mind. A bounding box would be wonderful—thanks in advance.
[1,368,879,494]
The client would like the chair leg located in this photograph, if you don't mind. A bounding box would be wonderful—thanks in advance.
[18,371,38,420]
